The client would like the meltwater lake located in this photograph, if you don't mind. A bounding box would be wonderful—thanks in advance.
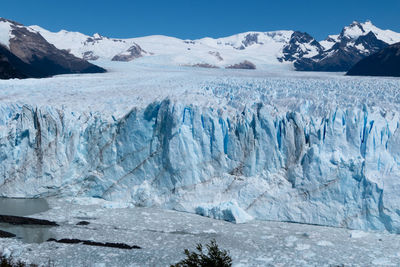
[0,198,54,243]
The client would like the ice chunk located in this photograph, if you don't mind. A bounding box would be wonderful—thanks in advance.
[195,201,253,224]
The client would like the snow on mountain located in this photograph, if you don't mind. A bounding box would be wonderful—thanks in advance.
[30,26,297,68]
[29,25,146,61]
[323,20,400,54]
[278,31,323,61]
[319,35,339,50]
[31,20,400,72]
[0,19,13,48]
[295,20,400,72]
[341,20,400,44]
[317,21,400,54]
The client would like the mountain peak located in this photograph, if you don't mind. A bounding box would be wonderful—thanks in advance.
[338,20,400,45]
[0,17,22,26]
[350,20,363,26]
[341,21,367,39]
[93,33,104,39]
[362,20,373,25]
[350,20,373,27]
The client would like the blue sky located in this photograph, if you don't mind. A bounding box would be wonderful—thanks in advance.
[2,0,400,40]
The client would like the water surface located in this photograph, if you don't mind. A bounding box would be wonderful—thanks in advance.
[0,198,49,216]
[0,198,53,243]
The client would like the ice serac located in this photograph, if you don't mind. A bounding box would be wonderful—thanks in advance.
[0,99,400,232]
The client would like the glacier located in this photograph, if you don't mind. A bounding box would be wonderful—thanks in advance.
[0,62,400,232]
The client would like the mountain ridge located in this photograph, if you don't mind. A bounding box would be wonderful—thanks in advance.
[1,18,399,74]
[28,20,400,72]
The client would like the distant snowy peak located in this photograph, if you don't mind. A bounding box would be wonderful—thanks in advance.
[319,20,400,54]
[295,20,400,72]
[340,20,400,44]
[199,31,293,50]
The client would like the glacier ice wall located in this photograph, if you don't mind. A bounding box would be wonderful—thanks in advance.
[0,100,400,232]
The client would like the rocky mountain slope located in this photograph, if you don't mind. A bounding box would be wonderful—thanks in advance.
[347,42,400,77]
[0,18,106,79]
[295,21,400,71]
[0,44,35,79]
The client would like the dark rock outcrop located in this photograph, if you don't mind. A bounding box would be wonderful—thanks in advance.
[233,33,264,50]
[294,47,366,72]
[82,51,100,61]
[226,60,256,70]
[209,51,223,61]
[76,221,90,226]
[111,44,144,61]
[47,238,141,249]
[354,31,388,53]
[347,42,400,77]
[279,31,323,62]
[242,33,262,47]
[0,214,58,226]
[0,229,16,238]
[190,63,219,69]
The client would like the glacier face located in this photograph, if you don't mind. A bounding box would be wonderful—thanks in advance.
[0,64,400,232]
[1,100,400,231]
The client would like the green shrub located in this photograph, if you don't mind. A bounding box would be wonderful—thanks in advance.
[171,239,232,267]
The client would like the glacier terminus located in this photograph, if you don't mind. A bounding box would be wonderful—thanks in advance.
[0,61,400,233]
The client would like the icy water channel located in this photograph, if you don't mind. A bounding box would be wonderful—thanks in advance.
[0,198,54,243]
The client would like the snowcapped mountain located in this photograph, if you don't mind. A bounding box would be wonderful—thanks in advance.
[0,18,105,79]
[30,26,299,68]
[1,18,400,78]
[295,21,400,71]
[29,25,150,61]
[341,20,400,44]
[27,27,328,69]
[30,20,400,72]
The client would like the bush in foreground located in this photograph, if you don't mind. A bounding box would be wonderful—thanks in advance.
[171,239,232,267]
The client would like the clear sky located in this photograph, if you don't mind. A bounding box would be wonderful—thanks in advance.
[2,0,400,40]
